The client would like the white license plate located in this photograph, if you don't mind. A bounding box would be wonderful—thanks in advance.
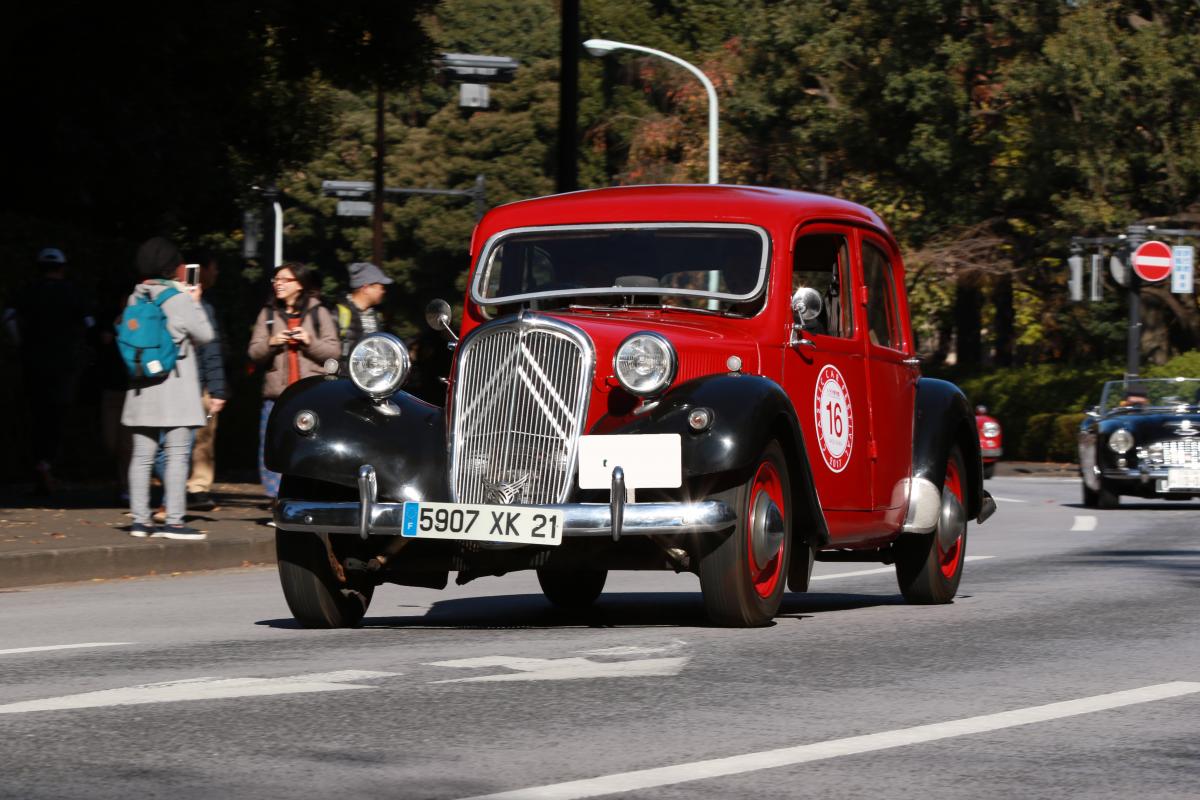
[1166,468,1200,490]
[577,434,682,489]
[400,502,563,546]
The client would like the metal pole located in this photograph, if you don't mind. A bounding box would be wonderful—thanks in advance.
[372,82,386,266]
[557,0,579,193]
[273,201,283,267]
[588,41,718,184]
[1125,224,1148,380]
[473,174,486,221]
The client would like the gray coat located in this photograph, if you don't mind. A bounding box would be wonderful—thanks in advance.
[120,282,214,428]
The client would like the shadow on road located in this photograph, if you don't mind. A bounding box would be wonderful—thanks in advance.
[256,590,904,630]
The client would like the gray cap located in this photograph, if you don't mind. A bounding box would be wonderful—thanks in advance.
[36,247,67,265]
[348,261,394,289]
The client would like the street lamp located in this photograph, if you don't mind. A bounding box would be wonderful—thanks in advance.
[583,38,719,184]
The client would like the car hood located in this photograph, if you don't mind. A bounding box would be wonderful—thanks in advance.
[1099,412,1200,441]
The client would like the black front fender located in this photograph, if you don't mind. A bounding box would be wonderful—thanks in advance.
[913,378,985,519]
[597,373,830,548]
[265,376,449,502]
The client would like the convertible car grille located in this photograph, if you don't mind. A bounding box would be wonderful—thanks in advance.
[1143,438,1200,467]
[450,316,593,505]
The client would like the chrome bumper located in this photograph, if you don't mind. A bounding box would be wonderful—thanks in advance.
[980,447,1003,459]
[275,465,736,540]
[275,497,737,538]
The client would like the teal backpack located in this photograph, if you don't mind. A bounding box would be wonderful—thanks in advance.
[117,285,181,379]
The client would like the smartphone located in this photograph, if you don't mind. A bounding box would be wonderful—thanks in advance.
[184,263,200,286]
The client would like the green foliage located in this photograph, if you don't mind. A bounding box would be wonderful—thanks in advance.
[1144,350,1200,379]
[1021,412,1086,463]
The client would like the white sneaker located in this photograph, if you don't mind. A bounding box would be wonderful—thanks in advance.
[159,527,207,541]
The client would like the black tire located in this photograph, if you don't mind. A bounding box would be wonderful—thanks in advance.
[982,462,995,480]
[1081,481,1099,508]
[699,440,792,627]
[896,445,968,604]
[276,531,374,628]
[536,569,607,608]
[1097,482,1119,509]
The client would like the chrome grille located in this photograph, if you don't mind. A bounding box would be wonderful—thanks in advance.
[1143,438,1200,467]
[450,315,593,505]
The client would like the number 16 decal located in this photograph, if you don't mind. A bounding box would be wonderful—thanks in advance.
[814,364,854,472]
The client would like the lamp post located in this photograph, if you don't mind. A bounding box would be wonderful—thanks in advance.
[583,38,719,184]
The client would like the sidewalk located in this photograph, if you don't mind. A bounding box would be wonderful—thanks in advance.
[0,482,276,589]
[0,462,1079,589]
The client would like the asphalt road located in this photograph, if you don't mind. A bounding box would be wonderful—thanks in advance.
[1,476,1197,799]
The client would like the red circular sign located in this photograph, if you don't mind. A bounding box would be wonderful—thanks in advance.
[1132,241,1173,283]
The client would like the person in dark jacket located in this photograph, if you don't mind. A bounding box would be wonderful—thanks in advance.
[335,261,393,360]
[186,255,227,510]
[1,247,95,494]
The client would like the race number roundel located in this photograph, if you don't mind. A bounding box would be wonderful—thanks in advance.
[813,365,854,473]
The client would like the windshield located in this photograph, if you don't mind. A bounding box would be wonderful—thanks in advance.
[1098,378,1200,414]
[471,223,769,312]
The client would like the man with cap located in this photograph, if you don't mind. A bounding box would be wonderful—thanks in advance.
[2,247,95,494]
[336,261,394,360]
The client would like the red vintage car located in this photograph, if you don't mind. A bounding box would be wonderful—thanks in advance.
[266,185,995,628]
[975,406,1003,479]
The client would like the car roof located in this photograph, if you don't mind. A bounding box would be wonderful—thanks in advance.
[475,184,895,246]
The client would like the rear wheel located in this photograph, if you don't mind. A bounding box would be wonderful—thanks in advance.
[896,445,967,604]
[276,532,374,628]
[537,568,607,608]
[699,440,791,627]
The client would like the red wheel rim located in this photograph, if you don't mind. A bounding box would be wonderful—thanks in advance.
[938,458,964,579]
[747,461,786,598]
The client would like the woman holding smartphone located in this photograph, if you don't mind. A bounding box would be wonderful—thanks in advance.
[247,262,339,503]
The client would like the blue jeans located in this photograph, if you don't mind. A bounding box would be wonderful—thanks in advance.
[259,400,280,498]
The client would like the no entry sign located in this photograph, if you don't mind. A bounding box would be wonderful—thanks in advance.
[1131,240,1173,282]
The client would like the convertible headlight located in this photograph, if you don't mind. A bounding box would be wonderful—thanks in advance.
[614,332,676,397]
[1108,428,1134,454]
[348,333,410,397]
[982,421,1001,438]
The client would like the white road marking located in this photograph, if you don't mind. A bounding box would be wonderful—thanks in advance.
[811,555,994,582]
[990,496,1028,503]
[457,682,1200,800]
[0,670,396,715]
[0,642,132,657]
[578,641,688,657]
[1070,515,1098,532]
[430,655,687,683]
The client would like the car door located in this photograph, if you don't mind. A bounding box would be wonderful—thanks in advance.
[859,233,917,517]
[782,225,874,514]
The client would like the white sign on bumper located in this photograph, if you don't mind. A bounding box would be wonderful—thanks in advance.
[577,434,682,489]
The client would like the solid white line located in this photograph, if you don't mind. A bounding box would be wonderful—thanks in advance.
[458,682,1200,800]
[990,496,1028,503]
[1070,515,1098,532]
[0,642,132,657]
[810,555,993,582]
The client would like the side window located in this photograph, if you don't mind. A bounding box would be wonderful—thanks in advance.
[862,242,901,349]
[792,233,854,338]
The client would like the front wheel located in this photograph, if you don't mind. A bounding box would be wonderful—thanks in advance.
[982,461,995,480]
[537,568,607,609]
[276,532,374,628]
[698,440,791,627]
[896,445,968,604]
[1097,482,1120,509]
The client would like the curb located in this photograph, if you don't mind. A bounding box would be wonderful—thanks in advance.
[0,535,276,589]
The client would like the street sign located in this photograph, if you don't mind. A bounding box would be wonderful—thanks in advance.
[337,200,373,217]
[323,180,373,198]
[1131,240,1173,282]
[1173,245,1195,294]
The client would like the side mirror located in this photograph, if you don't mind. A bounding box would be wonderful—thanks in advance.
[791,286,823,328]
[1085,406,1101,418]
[424,299,458,343]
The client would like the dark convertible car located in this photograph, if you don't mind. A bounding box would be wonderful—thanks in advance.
[1078,377,1200,508]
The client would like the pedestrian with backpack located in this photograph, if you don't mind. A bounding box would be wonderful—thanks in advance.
[247,262,339,505]
[119,237,213,539]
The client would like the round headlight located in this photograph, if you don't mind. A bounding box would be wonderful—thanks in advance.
[614,332,676,397]
[982,421,1001,438]
[1108,428,1134,454]
[348,333,410,397]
